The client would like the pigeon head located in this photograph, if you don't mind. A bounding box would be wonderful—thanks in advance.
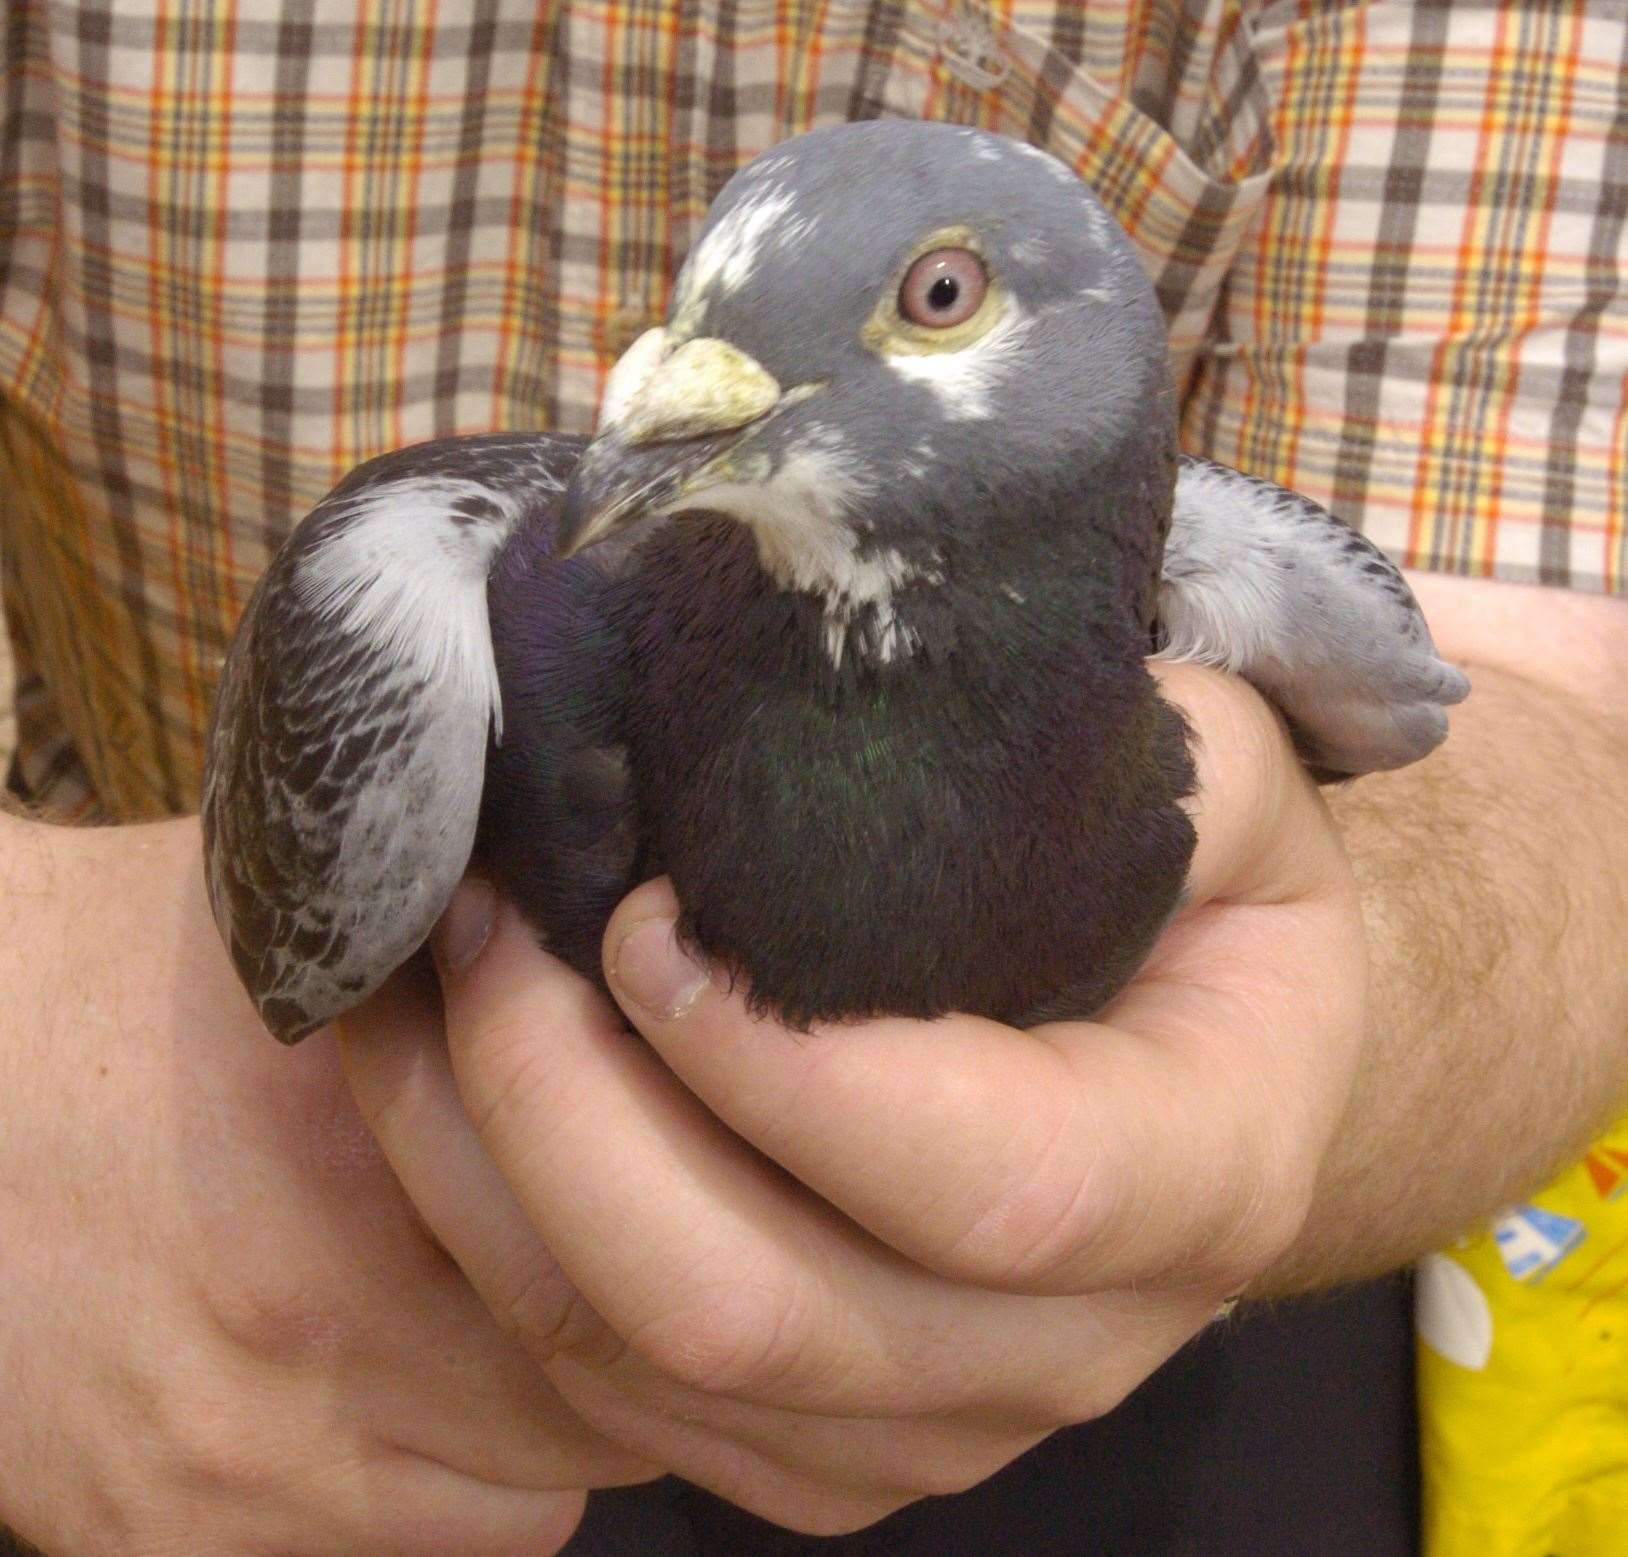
[558,119,1177,662]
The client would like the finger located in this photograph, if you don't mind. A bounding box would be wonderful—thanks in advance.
[227,1453,587,1557]
[544,1353,923,1539]
[180,1358,591,1557]
[336,953,659,1490]
[546,1284,1205,1512]
[337,953,591,1354]
[604,872,1360,1298]
[431,889,1216,1417]
[343,1464,587,1557]
[1149,661,1337,908]
[601,666,1357,1298]
[543,1350,1058,1533]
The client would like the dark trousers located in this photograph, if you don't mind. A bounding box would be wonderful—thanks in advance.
[566,1276,1419,1556]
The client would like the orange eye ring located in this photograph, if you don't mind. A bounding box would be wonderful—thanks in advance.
[898,248,988,328]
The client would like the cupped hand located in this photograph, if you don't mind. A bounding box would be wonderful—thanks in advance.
[0,816,651,1556]
[341,663,1369,1536]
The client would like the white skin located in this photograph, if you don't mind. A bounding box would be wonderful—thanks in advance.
[2,574,1624,1549]
[0,821,650,1553]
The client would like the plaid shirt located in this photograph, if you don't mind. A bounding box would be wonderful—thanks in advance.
[1,3,1625,1548]
[1,0,1623,819]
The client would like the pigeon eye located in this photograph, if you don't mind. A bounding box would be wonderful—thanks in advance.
[899,248,987,328]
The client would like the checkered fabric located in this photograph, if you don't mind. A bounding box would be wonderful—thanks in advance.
[0,0,1624,824]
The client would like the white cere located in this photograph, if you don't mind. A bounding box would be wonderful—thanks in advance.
[598,327,670,431]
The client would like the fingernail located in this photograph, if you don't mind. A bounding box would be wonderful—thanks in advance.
[610,918,708,1019]
[433,877,497,974]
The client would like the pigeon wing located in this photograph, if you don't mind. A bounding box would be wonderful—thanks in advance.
[202,433,583,1042]
[1155,456,1470,777]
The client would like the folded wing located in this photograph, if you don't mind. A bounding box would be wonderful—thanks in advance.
[202,434,583,1042]
[1156,456,1470,776]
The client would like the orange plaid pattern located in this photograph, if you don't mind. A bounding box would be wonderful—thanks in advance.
[1189,0,1627,596]
[0,0,1624,826]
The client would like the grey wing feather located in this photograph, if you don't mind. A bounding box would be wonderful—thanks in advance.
[1155,456,1470,776]
[201,433,582,1042]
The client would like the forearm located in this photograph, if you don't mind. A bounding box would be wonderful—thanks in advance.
[1264,657,1628,1293]
[0,809,81,1090]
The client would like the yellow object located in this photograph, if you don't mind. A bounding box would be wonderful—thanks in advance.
[1418,1115,1628,1555]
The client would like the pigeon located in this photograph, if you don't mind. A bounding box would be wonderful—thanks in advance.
[202,120,1469,1045]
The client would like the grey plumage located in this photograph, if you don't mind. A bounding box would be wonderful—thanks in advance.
[1158,457,1470,775]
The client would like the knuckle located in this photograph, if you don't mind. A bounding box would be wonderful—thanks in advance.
[1014,1328,1197,1428]
[203,1272,351,1373]
[897,1447,1023,1501]
[178,1278,365,1498]
[628,1277,809,1399]
[1216,1168,1314,1291]
[1009,1361,1139,1420]
[943,1170,1105,1291]
[1056,1369,1139,1425]
[932,1106,1109,1292]
[478,1232,573,1347]
[1206,1081,1320,1291]
[1015,1365,1142,1430]
[114,1350,376,1550]
[461,1014,558,1141]
[371,1491,586,1557]
[506,1497,589,1557]
[149,1378,282,1498]
[905,1462,988,1500]
[517,1276,627,1372]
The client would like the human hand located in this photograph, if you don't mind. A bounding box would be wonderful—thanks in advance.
[341,663,1368,1535]
[0,816,652,1556]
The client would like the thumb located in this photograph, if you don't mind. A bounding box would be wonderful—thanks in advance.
[431,874,501,977]
[353,876,633,1368]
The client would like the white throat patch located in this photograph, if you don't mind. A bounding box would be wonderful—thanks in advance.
[679,440,936,668]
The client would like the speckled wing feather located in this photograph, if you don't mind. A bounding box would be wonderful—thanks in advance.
[1156,456,1470,776]
[202,433,584,1042]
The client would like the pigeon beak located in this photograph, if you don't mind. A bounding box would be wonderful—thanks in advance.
[555,431,741,558]
[556,334,782,559]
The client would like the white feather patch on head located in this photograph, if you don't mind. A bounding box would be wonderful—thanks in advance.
[885,304,1033,421]
[297,478,524,737]
[1008,232,1051,265]
[674,185,807,311]
[1015,139,1082,187]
